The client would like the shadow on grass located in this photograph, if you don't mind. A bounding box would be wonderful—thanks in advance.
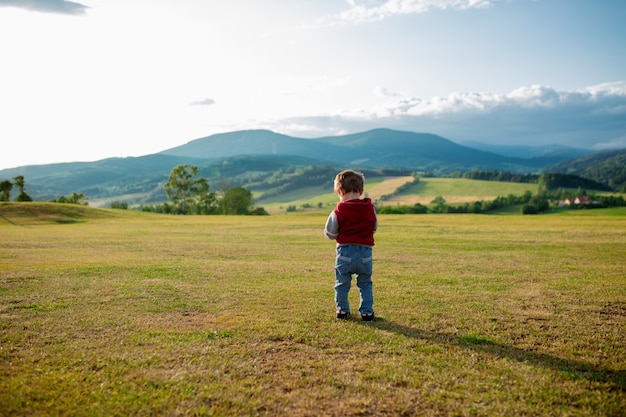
[359,317,625,392]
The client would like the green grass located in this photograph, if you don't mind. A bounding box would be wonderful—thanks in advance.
[260,177,539,214]
[1,203,625,416]
[380,177,538,205]
[259,176,389,214]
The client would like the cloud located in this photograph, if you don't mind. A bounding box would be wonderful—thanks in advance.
[373,85,403,98]
[0,0,89,15]
[338,0,495,23]
[269,82,626,149]
[190,98,216,106]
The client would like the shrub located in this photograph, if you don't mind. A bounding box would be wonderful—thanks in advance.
[522,204,539,215]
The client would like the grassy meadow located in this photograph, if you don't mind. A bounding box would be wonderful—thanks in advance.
[1,203,625,416]
[260,177,539,214]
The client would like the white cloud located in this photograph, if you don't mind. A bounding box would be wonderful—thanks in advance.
[268,83,626,149]
[0,0,89,15]
[338,0,495,23]
[190,98,216,107]
[365,83,626,117]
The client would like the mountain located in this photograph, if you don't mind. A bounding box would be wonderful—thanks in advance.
[1,128,621,204]
[544,149,626,191]
[460,141,592,163]
[160,130,343,161]
[160,128,547,171]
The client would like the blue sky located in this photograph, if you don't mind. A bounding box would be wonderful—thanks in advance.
[1,0,625,169]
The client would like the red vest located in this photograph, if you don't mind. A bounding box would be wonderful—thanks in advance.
[334,198,377,246]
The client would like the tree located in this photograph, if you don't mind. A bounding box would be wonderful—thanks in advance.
[537,174,549,194]
[522,204,539,215]
[164,165,210,214]
[13,175,32,202]
[54,192,88,205]
[194,186,217,214]
[430,195,447,213]
[0,180,12,201]
[219,186,253,214]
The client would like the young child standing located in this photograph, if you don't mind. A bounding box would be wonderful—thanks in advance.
[324,170,378,321]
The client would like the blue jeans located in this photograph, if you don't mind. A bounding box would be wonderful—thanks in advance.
[334,244,374,316]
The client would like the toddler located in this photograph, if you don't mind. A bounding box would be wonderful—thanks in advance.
[324,170,377,321]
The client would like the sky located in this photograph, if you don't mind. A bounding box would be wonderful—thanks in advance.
[1,0,625,170]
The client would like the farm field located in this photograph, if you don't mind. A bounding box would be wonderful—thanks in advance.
[0,203,625,416]
[260,177,539,214]
[256,175,394,214]
[376,177,538,205]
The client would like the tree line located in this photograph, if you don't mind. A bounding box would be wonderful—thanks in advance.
[377,190,625,215]
[458,170,613,191]
[1,165,266,215]
[2,174,88,205]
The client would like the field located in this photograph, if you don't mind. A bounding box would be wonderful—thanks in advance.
[260,177,539,214]
[371,177,538,205]
[1,203,625,416]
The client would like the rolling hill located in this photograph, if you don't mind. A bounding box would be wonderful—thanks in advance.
[545,149,626,192]
[0,128,623,205]
[160,128,547,172]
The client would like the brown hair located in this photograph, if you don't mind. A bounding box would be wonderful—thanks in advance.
[334,170,365,195]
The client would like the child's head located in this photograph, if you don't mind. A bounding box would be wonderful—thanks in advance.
[334,170,365,196]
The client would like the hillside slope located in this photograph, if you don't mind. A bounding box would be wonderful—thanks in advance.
[545,149,626,191]
[160,130,343,162]
[1,129,621,205]
[160,128,546,172]
[0,154,207,201]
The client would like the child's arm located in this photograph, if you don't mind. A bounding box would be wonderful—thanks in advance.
[373,210,378,233]
[324,212,339,240]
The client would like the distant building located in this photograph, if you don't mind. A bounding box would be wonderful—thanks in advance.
[559,196,596,207]
[561,197,576,206]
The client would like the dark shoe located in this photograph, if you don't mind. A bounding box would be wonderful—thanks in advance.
[336,309,350,320]
[361,312,375,322]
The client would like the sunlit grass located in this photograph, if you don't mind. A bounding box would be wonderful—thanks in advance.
[259,175,389,214]
[382,177,538,204]
[1,203,625,416]
[259,176,540,214]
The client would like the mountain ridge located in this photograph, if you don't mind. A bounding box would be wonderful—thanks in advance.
[158,128,549,171]
[0,128,622,203]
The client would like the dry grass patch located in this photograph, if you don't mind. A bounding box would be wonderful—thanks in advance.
[366,176,414,201]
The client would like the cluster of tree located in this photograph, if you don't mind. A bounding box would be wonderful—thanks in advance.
[50,192,88,205]
[377,189,625,216]
[110,200,129,210]
[377,203,429,214]
[0,175,33,202]
[460,170,539,183]
[285,202,324,212]
[537,173,611,192]
[1,175,92,205]
[545,149,626,192]
[378,192,547,215]
[456,170,612,192]
[139,165,268,215]
[593,195,626,207]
